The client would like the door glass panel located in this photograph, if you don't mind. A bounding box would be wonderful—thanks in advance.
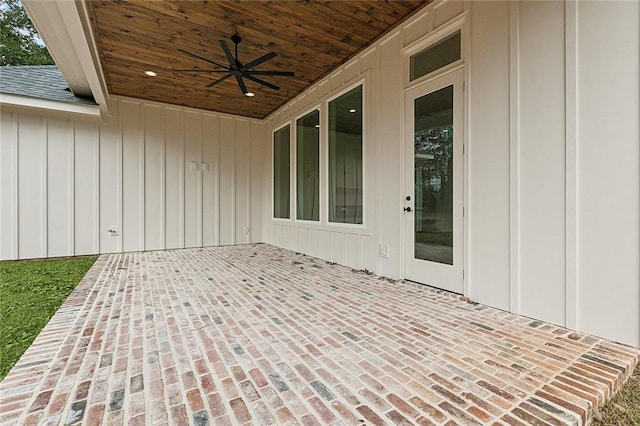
[414,85,454,265]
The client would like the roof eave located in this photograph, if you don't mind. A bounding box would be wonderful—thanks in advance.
[0,93,101,118]
[22,0,109,116]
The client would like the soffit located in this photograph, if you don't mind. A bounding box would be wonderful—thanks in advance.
[86,0,429,119]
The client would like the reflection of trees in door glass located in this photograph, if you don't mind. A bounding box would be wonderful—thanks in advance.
[413,86,454,265]
[414,125,453,214]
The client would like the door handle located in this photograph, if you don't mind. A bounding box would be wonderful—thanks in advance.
[403,206,412,212]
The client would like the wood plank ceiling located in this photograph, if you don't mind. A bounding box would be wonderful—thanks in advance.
[87,1,429,119]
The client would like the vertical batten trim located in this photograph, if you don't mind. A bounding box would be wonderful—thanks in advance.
[67,120,73,255]
[199,113,203,247]
[231,120,236,245]
[374,44,383,275]
[215,116,220,246]
[42,118,48,258]
[161,107,166,249]
[266,120,272,244]
[425,4,435,33]
[94,123,100,255]
[508,0,520,313]
[247,124,252,244]
[97,119,103,253]
[12,114,19,259]
[396,35,407,278]
[462,7,471,296]
[180,110,185,248]
[70,121,76,256]
[15,116,21,258]
[117,99,123,253]
[140,103,146,250]
[565,0,578,330]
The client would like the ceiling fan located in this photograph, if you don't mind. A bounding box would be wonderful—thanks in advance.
[177,34,294,97]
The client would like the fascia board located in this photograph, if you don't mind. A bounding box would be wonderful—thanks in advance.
[0,93,101,118]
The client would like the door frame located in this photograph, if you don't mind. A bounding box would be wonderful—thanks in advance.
[402,66,467,294]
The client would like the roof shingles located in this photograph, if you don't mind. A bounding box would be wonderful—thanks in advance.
[0,65,96,106]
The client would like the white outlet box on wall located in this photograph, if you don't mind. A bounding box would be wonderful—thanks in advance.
[107,226,120,236]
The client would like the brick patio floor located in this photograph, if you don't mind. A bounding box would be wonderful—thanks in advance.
[1,244,638,426]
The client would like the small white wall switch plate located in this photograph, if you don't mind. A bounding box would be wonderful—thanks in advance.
[379,244,389,258]
[107,226,120,236]
[191,161,199,170]
[201,162,210,171]
[244,227,250,235]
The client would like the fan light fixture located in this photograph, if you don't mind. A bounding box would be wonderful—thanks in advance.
[144,70,157,77]
[177,34,295,96]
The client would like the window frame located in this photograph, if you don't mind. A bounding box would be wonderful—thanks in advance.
[269,78,368,231]
[325,79,367,228]
[402,14,468,90]
[409,30,462,82]
[294,105,322,224]
[272,121,293,221]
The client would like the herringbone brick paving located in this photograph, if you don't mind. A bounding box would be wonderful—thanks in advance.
[0,244,638,425]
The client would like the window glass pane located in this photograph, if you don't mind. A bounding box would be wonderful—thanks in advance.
[273,125,290,219]
[410,31,461,81]
[296,110,320,221]
[329,85,363,224]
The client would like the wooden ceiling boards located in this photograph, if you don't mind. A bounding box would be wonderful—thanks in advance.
[87,0,428,118]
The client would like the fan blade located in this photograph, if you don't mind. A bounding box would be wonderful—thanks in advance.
[206,73,232,88]
[219,40,237,69]
[175,69,230,73]
[245,70,294,76]
[242,51,277,71]
[244,74,280,91]
[235,75,249,94]
[177,49,227,69]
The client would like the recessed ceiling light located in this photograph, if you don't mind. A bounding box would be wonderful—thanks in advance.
[349,109,356,113]
[144,71,157,77]
[245,92,255,97]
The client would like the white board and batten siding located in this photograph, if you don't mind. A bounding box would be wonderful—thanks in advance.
[575,1,639,347]
[0,96,267,261]
[264,0,640,347]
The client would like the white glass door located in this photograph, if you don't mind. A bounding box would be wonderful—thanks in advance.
[404,68,464,293]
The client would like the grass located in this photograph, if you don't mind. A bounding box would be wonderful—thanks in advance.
[0,256,96,381]
[593,363,640,425]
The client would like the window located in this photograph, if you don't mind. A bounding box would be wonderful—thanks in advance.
[328,85,363,224]
[296,110,320,221]
[410,30,461,81]
[273,125,290,219]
